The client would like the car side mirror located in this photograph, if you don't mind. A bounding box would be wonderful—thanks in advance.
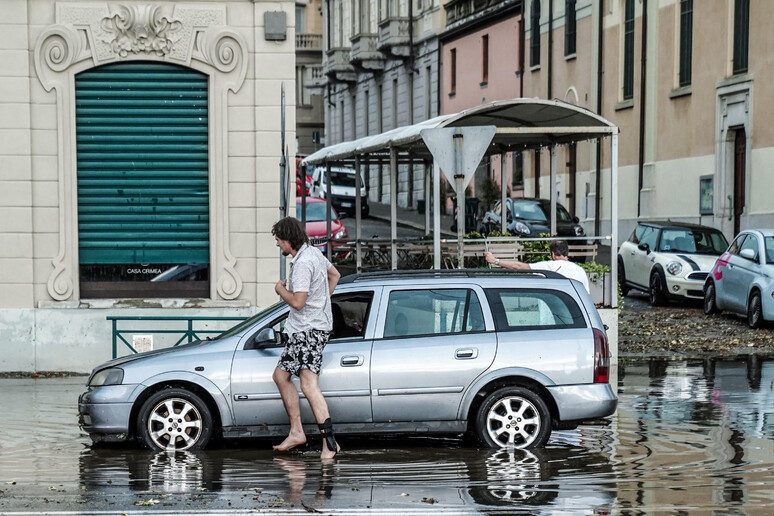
[740,248,756,261]
[638,242,651,254]
[572,216,580,223]
[247,327,278,350]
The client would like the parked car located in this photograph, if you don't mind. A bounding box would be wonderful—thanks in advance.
[480,198,585,238]
[704,229,774,328]
[618,221,728,305]
[309,165,369,217]
[295,157,311,197]
[78,269,617,451]
[296,196,348,252]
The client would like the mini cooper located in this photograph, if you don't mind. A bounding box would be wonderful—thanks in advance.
[618,221,728,305]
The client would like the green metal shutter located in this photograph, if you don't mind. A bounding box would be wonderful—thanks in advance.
[75,61,209,265]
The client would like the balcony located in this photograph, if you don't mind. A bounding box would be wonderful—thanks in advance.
[350,34,384,71]
[377,17,411,57]
[306,64,326,90]
[296,33,322,52]
[324,48,357,82]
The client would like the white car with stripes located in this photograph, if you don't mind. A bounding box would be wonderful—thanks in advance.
[618,221,729,306]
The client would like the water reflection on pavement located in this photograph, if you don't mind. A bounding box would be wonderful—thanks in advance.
[1,355,774,513]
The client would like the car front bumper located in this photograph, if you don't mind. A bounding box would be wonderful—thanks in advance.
[78,384,141,440]
[665,275,708,299]
[547,383,618,421]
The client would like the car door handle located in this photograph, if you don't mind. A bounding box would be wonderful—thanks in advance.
[341,355,363,367]
[455,348,478,359]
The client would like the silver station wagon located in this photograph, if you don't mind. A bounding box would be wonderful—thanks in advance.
[79,270,617,451]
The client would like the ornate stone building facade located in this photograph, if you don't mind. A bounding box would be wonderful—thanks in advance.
[0,1,295,372]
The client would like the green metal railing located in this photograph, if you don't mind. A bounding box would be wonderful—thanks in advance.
[107,316,247,359]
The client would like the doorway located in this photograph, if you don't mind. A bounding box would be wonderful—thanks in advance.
[732,127,746,236]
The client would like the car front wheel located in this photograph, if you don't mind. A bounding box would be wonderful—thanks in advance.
[649,270,668,306]
[704,282,719,315]
[136,388,213,452]
[475,386,552,449]
[748,291,764,329]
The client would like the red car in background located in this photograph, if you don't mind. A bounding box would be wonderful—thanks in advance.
[296,197,348,252]
[296,157,311,196]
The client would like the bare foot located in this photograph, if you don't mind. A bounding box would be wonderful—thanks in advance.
[273,432,307,451]
[320,440,340,461]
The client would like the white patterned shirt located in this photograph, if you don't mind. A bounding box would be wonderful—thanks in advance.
[284,244,333,334]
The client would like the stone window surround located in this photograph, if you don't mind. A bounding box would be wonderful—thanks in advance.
[33,2,248,304]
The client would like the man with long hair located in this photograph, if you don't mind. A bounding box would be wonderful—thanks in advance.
[271,216,341,460]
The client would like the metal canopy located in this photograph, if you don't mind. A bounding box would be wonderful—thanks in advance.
[302,98,617,165]
[299,98,620,308]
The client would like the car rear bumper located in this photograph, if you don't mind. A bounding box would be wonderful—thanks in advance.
[78,384,140,438]
[547,383,618,421]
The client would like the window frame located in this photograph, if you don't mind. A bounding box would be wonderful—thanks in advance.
[732,0,749,75]
[481,34,489,84]
[485,288,587,332]
[565,0,577,57]
[381,287,487,339]
[623,0,635,100]
[678,0,693,86]
[530,0,541,67]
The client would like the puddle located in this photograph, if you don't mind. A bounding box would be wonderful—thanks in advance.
[1,356,774,512]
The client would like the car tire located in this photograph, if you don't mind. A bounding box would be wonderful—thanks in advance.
[618,257,631,296]
[136,388,213,452]
[649,270,668,306]
[703,281,719,315]
[475,386,552,449]
[747,291,764,329]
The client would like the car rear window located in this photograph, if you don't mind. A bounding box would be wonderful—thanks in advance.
[383,288,485,338]
[485,288,586,331]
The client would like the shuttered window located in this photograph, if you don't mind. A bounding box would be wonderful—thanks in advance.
[75,62,209,298]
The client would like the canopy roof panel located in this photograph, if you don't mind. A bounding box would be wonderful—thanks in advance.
[302,98,618,166]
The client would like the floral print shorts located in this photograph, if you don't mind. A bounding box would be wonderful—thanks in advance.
[277,329,330,376]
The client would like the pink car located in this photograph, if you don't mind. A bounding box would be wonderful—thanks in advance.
[296,197,348,252]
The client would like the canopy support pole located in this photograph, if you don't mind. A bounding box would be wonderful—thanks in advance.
[611,133,619,308]
[550,145,557,236]
[433,161,441,269]
[501,152,507,235]
[390,147,398,270]
[355,155,362,273]
[326,162,332,261]
[424,160,431,234]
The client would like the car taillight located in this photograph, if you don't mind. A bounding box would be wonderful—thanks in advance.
[593,328,610,383]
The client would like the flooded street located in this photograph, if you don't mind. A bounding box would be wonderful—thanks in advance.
[1,356,774,514]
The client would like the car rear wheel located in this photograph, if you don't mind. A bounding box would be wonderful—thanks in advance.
[475,386,552,449]
[136,388,213,452]
[747,291,764,329]
[704,282,719,315]
[649,271,668,306]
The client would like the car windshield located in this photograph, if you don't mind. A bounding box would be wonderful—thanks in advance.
[766,237,774,264]
[215,301,285,340]
[510,200,573,222]
[296,202,338,222]
[658,228,728,255]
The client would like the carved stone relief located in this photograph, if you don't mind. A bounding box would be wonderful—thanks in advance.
[35,3,248,301]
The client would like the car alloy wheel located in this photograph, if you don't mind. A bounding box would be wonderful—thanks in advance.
[704,282,719,315]
[649,271,667,306]
[476,386,552,449]
[137,388,213,452]
[748,291,763,329]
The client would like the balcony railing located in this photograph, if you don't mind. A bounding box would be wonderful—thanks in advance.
[350,33,384,70]
[296,33,323,51]
[378,17,410,57]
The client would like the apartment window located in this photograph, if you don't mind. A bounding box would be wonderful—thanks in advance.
[565,0,577,56]
[351,93,357,140]
[678,0,693,86]
[450,48,457,95]
[295,5,306,34]
[364,89,370,135]
[511,152,524,189]
[339,100,345,142]
[482,34,489,84]
[296,66,311,106]
[424,66,432,119]
[733,0,749,74]
[392,78,399,129]
[530,1,541,67]
[623,0,635,100]
[408,71,414,124]
[377,84,383,132]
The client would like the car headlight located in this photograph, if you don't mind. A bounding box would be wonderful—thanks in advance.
[89,367,124,387]
[513,221,531,235]
[665,261,683,276]
[574,225,584,236]
[334,229,347,240]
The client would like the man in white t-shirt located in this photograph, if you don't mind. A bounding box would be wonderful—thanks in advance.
[484,239,590,294]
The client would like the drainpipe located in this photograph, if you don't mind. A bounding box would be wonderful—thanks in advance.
[547,0,553,99]
[637,0,648,217]
[594,0,603,236]
[518,1,524,97]
[409,0,414,70]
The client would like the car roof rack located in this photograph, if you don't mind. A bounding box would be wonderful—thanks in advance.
[338,268,568,284]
